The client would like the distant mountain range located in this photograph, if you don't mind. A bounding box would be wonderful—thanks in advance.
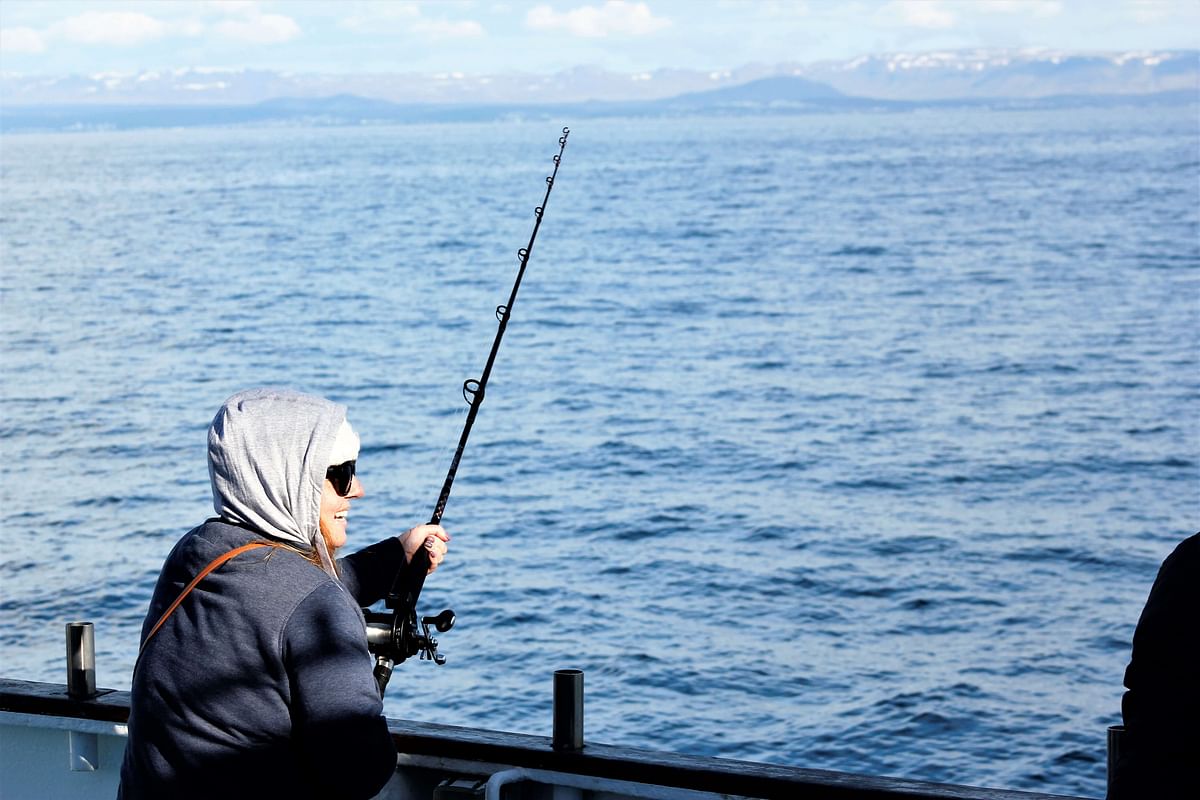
[1,49,1195,132]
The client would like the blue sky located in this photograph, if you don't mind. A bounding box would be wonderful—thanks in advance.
[1,1,1197,76]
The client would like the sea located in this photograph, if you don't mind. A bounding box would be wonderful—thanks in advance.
[1,103,1197,799]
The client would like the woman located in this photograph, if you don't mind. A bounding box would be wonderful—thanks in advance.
[119,388,449,799]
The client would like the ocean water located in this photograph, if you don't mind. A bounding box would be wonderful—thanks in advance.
[1,106,1198,798]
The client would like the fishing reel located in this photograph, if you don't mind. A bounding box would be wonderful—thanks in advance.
[365,607,455,671]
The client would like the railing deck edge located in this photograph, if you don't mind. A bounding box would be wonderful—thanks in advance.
[0,677,1092,800]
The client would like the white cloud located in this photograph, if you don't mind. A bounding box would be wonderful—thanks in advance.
[526,1,671,38]
[214,14,301,44]
[337,3,480,38]
[4,7,254,55]
[338,3,421,33]
[0,26,46,54]
[883,1,957,30]
[757,1,811,19]
[53,12,169,46]
[204,1,262,16]
[175,19,207,38]
[1130,0,1171,24]
[979,1,1062,18]
[979,0,1028,11]
[413,19,486,38]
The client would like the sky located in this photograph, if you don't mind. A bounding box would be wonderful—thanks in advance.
[1,1,1197,77]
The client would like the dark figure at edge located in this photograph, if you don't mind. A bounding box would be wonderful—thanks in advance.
[1109,532,1199,798]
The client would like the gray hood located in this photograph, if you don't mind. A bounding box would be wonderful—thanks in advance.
[208,388,345,576]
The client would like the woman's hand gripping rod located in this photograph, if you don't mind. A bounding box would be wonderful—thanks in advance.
[366,127,571,696]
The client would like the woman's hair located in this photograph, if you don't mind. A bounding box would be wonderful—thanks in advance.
[313,523,343,576]
[265,527,341,577]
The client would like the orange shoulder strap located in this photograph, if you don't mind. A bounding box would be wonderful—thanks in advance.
[139,541,277,654]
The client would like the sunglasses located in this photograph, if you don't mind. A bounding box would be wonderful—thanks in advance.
[325,460,357,497]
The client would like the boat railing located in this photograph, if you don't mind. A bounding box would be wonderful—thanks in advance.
[0,622,1097,800]
[0,674,1094,800]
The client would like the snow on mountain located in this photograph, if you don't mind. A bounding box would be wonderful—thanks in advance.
[797,49,1198,100]
[1,50,1195,107]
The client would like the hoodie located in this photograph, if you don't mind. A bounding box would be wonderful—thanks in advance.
[208,388,350,576]
[119,389,404,800]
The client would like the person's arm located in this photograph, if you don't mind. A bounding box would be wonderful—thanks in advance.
[283,582,397,799]
[338,536,406,605]
[338,525,450,606]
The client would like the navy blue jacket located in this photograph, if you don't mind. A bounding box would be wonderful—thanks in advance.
[119,519,406,799]
[1111,533,1200,799]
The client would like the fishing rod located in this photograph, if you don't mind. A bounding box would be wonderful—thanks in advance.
[365,127,570,695]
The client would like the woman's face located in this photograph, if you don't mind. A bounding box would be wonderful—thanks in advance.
[318,473,364,549]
